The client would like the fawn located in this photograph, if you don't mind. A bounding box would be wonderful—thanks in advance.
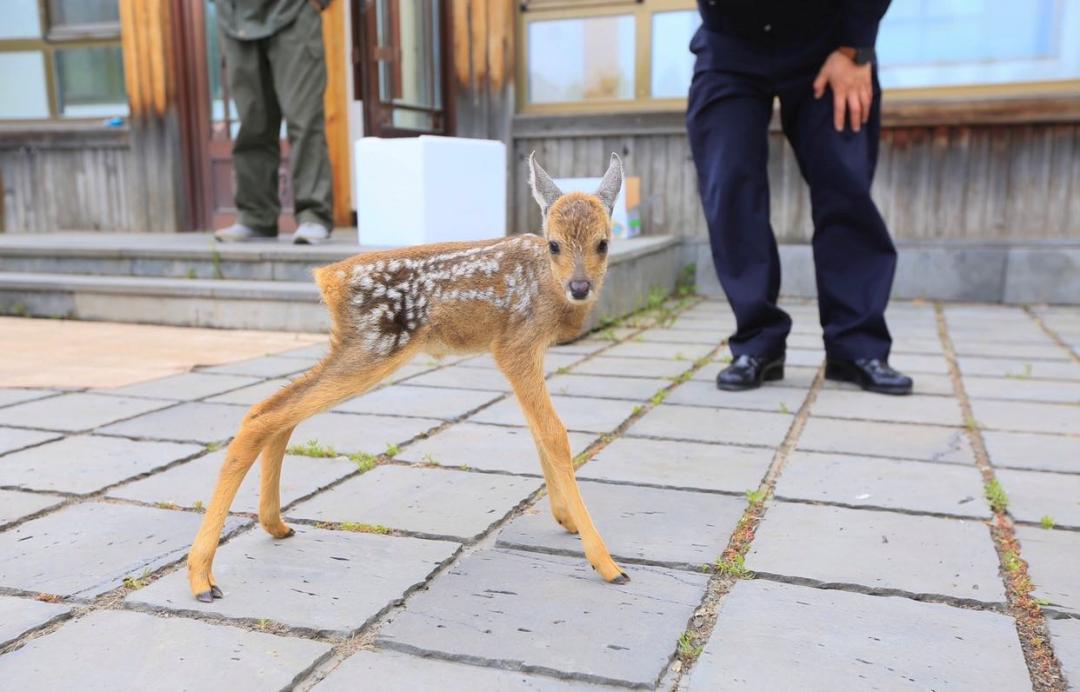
[186,153,629,601]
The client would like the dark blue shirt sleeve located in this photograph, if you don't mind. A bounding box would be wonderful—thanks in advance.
[838,0,892,47]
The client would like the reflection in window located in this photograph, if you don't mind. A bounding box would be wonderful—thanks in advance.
[528,15,635,104]
[0,0,42,39]
[652,10,698,98]
[878,0,1080,88]
[0,52,50,119]
[56,45,128,117]
[47,0,120,28]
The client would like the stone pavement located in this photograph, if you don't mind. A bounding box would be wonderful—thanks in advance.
[0,300,1077,690]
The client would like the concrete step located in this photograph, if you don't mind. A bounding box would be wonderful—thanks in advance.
[0,234,681,332]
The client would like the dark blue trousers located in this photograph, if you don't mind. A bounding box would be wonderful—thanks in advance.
[686,27,896,361]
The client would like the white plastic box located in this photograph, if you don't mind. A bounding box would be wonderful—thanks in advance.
[354,135,507,247]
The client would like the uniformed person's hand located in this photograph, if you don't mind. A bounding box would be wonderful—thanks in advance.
[812,49,873,134]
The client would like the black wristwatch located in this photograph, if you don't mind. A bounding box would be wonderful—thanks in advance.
[853,46,876,66]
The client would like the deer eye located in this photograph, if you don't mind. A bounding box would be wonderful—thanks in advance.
[597,239,608,254]
[548,241,560,255]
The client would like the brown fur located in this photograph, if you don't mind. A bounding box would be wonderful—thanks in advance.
[186,159,628,601]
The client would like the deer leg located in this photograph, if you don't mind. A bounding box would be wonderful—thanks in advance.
[258,425,296,539]
[531,438,577,534]
[187,347,415,602]
[495,346,626,583]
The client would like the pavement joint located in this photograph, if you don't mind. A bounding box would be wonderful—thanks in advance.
[937,304,1068,691]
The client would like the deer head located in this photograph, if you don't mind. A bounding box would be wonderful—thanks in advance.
[529,152,623,304]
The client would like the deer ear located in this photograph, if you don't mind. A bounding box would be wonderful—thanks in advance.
[528,151,563,217]
[594,153,624,215]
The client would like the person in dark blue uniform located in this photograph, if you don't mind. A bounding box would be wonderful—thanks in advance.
[687,0,913,395]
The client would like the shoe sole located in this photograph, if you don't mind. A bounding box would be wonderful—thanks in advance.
[824,363,912,396]
[716,363,784,392]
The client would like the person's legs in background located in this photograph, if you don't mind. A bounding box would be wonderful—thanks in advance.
[778,67,911,394]
[217,36,283,241]
[267,4,334,244]
[687,68,791,390]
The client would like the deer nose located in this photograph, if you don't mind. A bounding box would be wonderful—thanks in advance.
[569,280,591,299]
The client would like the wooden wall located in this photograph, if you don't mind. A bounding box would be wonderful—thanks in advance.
[0,130,138,232]
[511,117,1080,242]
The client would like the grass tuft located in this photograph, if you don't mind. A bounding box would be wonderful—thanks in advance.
[384,443,400,458]
[288,439,338,458]
[677,631,704,662]
[339,522,390,535]
[714,553,752,579]
[985,478,1009,514]
[745,488,767,506]
[349,451,378,472]
[1040,515,1055,530]
[123,568,152,590]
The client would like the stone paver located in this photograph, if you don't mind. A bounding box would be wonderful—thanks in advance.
[0,502,246,598]
[102,372,262,401]
[601,340,714,361]
[315,649,619,691]
[1048,618,1080,688]
[497,481,745,568]
[469,395,639,434]
[996,468,1080,529]
[200,355,315,378]
[578,437,772,493]
[889,353,951,375]
[782,349,825,368]
[377,548,709,688]
[547,373,668,401]
[0,393,172,433]
[775,451,990,518]
[958,356,1080,381]
[1015,525,1080,618]
[0,609,331,690]
[811,390,965,426]
[0,595,71,648]
[571,355,691,379]
[797,416,975,464]
[0,426,60,456]
[0,388,56,409]
[292,411,441,455]
[402,365,511,392]
[98,401,247,443]
[0,435,201,495]
[636,328,722,345]
[664,379,807,414]
[288,465,539,541]
[954,341,1068,360]
[0,489,64,528]
[203,377,292,405]
[548,338,612,355]
[129,526,459,635]
[458,353,583,373]
[627,404,793,448]
[334,385,501,420]
[981,430,1079,473]
[277,343,329,359]
[748,502,1004,603]
[685,579,1029,691]
[963,375,1080,403]
[970,398,1080,435]
[109,450,356,513]
[397,422,594,475]
[693,363,818,391]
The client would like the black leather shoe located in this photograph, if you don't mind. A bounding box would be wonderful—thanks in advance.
[716,354,785,391]
[825,358,913,395]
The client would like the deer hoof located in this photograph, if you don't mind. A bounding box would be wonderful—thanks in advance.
[210,585,224,599]
[195,590,214,603]
[612,572,630,585]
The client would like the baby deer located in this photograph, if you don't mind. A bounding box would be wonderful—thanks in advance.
[186,153,629,601]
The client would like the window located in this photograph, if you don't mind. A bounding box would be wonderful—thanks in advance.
[878,0,1080,93]
[519,0,698,112]
[0,0,127,122]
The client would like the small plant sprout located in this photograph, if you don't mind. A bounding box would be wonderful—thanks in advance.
[745,488,767,506]
[385,443,400,458]
[349,452,378,472]
[677,631,704,661]
[778,402,790,414]
[421,453,440,466]
[155,501,178,511]
[631,405,644,416]
[650,390,668,406]
[719,354,733,364]
[339,522,390,535]
[985,479,1009,514]
[554,366,571,375]
[572,451,590,468]
[715,553,752,579]
[964,416,982,431]
[287,439,338,458]
[1040,515,1055,529]
[123,568,153,590]
[205,440,223,452]
[192,500,206,512]
[1003,550,1022,573]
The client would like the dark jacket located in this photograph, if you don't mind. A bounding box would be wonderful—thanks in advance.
[216,0,331,41]
[696,0,891,46]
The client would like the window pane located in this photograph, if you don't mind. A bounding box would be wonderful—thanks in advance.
[528,15,635,104]
[0,52,50,119]
[47,0,120,28]
[0,0,42,39]
[55,45,128,118]
[879,0,1080,88]
[376,0,441,109]
[652,10,698,98]
[392,109,434,131]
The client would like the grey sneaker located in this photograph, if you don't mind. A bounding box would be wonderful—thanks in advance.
[292,222,331,245]
[213,223,277,243]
